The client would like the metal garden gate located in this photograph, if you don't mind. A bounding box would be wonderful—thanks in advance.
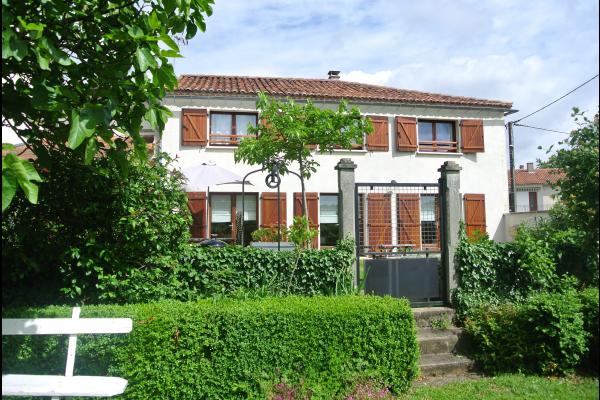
[355,182,444,306]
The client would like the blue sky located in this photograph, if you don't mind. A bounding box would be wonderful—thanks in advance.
[173,0,599,167]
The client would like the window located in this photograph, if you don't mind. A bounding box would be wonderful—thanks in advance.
[420,195,439,248]
[210,193,257,245]
[418,120,457,152]
[209,112,257,146]
[320,194,339,247]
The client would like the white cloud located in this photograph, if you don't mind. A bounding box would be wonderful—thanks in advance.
[340,70,393,86]
[174,0,599,166]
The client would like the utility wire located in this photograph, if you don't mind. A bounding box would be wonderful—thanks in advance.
[514,123,571,135]
[513,74,599,123]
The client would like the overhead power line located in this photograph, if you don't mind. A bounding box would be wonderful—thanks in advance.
[514,123,571,135]
[513,74,599,123]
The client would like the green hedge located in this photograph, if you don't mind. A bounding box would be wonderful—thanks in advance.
[2,296,419,399]
[464,291,588,375]
[579,287,599,373]
[95,238,356,304]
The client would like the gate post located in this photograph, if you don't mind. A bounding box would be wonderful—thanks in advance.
[336,158,358,286]
[438,161,462,305]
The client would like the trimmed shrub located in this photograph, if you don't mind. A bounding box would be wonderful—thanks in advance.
[464,291,588,375]
[2,296,419,399]
[579,287,599,373]
[96,237,356,304]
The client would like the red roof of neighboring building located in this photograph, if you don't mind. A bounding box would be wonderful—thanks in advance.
[174,74,513,109]
[510,168,565,185]
[2,144,37,160]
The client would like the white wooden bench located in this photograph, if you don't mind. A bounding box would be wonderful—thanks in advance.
[2,307,132,399]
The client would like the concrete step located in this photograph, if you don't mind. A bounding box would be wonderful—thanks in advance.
[412,307,455,328]
[417,327,464,355]
[419,353,475,377]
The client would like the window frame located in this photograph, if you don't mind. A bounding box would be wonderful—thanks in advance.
[208,192,259,245]
[417,119,458,153]
[319,193,340,248]
[209,111,258,146]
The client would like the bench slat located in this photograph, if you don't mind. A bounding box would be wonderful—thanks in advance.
[2,374,128,397]
[2,318,133,335]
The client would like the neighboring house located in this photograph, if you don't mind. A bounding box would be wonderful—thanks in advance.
[511,162,563,212]
[153,72,513,246]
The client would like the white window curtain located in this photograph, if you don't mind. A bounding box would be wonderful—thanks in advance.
[235,194,256,221]
[236,115,256,136]
[211,195,231,222]
[320,195,338,224]
[420,196,436,222]
[211,114,232,135]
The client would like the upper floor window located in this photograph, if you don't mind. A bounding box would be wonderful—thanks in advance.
[418,120,457,153]
[209,112,257,146]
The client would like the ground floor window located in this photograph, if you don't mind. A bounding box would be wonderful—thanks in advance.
[210,193,257,245]
[420,195,439,248]
[320,194,339,247]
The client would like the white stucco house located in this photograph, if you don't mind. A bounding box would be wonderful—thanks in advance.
[147,72,514,247]
[512,162,563,212]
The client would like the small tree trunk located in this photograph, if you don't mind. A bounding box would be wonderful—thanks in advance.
[298,157,311,249]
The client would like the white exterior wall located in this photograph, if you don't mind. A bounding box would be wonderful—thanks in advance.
[160,96,510,241]
[515,185,559,212]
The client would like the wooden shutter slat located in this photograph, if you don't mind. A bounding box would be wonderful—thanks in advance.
[460,119,484,153]
[367,193,392,251]
[366,116,389,151]
[397,194,421,250]
[464,193,486,238]
[261,192,287,229]
[396,116,417,151]
[187,192,207,238]
[293,192,319,248]
[182,109,208,146]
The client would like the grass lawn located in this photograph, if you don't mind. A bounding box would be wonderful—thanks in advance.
[397,374,599,400]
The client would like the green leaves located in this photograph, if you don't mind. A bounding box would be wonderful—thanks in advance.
[135,46,157,71]
[2,0,214,212]
[2,153,43,211]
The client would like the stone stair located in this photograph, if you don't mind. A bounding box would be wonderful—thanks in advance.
[413,307,475,377]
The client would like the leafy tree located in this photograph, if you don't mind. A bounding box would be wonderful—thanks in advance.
[2,0,214,211]
[234,92,373,219]
[532,109,600,284]
[2,152,192,305]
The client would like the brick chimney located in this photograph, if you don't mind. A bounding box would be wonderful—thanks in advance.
[328,70,340,80]
[527,162,534,172]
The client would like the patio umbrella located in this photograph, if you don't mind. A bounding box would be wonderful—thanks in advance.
[182,162,246,191]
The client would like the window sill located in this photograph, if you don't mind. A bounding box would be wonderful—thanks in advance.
[416,151,463,156]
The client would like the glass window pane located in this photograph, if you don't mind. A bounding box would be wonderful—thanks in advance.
[420,195,436,222]
[211,195,231,223]
[211,114,232,135]
[436,122,453,142]
[320,223,339,247]
[235,194,257,221]
[418,122,433,141]
[236,115,256,136]
[320,195,338,224]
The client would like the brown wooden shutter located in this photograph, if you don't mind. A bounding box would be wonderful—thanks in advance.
[366,116,389,151]
[397,194,421,250]
[367,193,392,251]
[464,194,486,238]
[293,192,319,248]
[460,119,484,153]
[187,192,207,238]
[182,109,208,146]
[260,192,287,229]
[396,116,417,151]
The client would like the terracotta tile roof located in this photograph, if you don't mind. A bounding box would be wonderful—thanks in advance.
[509,168,565,186]
[2,144,37,160]
[174,75,513,109]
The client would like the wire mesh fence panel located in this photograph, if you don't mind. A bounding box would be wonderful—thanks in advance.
[356,183,440,256]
